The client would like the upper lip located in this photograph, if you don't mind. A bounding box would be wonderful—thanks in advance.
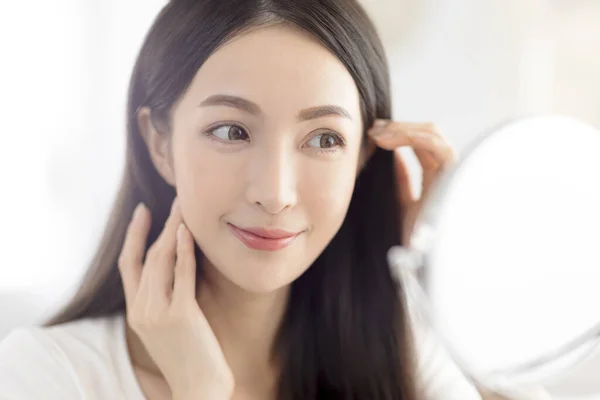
[230,224,301,239]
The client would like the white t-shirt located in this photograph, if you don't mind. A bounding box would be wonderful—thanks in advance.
[0,311,481,399]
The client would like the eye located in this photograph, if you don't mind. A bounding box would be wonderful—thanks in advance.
[305,132,346,151]
[208,124,250,142]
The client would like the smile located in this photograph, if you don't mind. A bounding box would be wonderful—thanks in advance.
[227,224,301,251]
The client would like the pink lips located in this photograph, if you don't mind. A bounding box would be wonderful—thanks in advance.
[228,224,301,251]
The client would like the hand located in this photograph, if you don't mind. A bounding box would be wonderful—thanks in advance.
[118,198,234,399]
[368,120,455,244]
[367,121,552,400]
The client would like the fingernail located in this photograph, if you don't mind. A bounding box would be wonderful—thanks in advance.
[133,203,145,220]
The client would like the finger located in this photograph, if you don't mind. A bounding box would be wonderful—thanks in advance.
[370,125,454,166]
[368,128,411,150]
[151,197,183,262]
[118,203,151,309]
[140,198,183,308]
[374,124,454,197]
[410,133,455,167]
[368,120,436,149]
[172,223,197,305]
[410,136,455,199]
[369,120,435,136]
[369,121,453,190]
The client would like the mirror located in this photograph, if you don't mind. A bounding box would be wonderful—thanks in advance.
[390,115,600,398]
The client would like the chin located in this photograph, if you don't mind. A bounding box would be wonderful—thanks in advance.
[210,256,308,295]
[200,236,318,295]
[226,268,301,295]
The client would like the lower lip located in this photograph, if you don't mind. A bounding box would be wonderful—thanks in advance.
[228,224,299,251]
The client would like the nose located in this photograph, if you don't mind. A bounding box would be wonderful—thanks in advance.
[245,143,298,215]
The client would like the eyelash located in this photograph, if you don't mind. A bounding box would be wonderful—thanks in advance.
[203,123,347,153]
[306,132,347,154]
[202,123,251,145]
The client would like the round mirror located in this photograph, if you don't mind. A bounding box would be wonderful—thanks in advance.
[391,115,600,397]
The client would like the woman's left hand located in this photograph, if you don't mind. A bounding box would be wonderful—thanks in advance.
[368,120,456,244]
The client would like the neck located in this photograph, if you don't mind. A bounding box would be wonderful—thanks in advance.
[126,261,289,394]
[198,262,289,387]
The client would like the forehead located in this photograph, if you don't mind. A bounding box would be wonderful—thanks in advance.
[180,24,362,122]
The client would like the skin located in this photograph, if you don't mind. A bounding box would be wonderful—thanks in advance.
[119,24,538,400]
[130,24,365,400]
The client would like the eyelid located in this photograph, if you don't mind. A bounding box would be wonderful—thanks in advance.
[203,122,251,144]
[202,122,347,153]
[303,130,347,148]
[204,121,249,134]
[302,129,347,153]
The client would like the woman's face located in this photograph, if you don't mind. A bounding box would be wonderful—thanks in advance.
[161,25,364,293]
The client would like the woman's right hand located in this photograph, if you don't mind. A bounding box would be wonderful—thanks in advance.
[118,198,234,400]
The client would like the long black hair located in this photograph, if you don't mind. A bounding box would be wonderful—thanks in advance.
[45,1,420,399]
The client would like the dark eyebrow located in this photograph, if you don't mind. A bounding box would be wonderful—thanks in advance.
[298,105,352,121]
[199,94,261,115]
[199,94,352,121]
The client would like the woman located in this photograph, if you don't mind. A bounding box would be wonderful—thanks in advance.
[0,0,525,399]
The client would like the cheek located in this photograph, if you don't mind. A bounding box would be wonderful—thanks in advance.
[299,154,359,228]
[171,140,242,225]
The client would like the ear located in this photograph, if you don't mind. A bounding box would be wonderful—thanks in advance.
[137,107,176,186]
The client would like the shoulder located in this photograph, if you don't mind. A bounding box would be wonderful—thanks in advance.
[0,326,83,398]
[0,314,133,399]
[403,279,482,400]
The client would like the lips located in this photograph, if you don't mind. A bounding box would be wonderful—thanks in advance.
[227,224,301,251]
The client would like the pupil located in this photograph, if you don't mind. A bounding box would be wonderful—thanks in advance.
[228,126,246,141]
[320,135,336,148]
